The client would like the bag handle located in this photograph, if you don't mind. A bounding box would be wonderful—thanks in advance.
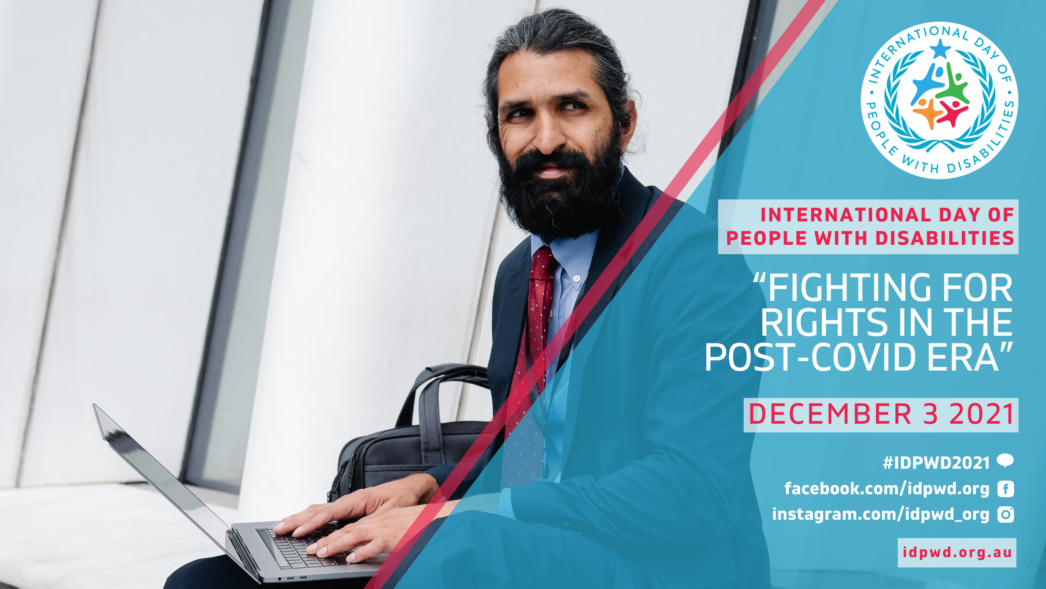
[394,364,489,466]
[395,364,488,428]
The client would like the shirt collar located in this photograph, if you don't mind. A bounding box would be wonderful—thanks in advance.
[529,229,599,285]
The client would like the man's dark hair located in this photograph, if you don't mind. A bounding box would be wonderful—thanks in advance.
[483,9,633,156]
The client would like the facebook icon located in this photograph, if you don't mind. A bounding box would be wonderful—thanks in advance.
[998,481,1015,498]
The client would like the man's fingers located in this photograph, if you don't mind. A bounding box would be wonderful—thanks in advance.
[274,505,333,536]
[294,510,334,537]
[333,491,373,521]
[306,525,349,555]
[274,507,319,535]
[276,490,375,536]
[347,538,387,564]
[316,525,371,558]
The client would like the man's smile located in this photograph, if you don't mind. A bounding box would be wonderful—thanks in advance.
[536,162,573,179]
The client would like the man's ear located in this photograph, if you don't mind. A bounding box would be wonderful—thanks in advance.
[619,99,637,153]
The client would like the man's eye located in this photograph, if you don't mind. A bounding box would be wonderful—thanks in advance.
[507,109,533,120]
[562,102,587,111]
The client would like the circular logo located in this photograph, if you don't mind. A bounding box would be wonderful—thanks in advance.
[861,23,1018,179]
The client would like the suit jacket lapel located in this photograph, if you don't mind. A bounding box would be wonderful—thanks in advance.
[489,246,530,411]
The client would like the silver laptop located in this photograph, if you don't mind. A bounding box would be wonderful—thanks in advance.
[93,404,382,584]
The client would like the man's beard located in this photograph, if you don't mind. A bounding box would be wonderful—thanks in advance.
[497,127,624,242]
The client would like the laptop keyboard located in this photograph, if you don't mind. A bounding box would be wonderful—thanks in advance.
[264,525,349,569]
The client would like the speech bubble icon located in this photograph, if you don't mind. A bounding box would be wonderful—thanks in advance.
[997,453,1014,468]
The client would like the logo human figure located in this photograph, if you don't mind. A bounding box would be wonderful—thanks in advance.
[911,62,945,106]
[913,98,944,130]
[935,62,970,104]
[936,100,969,128]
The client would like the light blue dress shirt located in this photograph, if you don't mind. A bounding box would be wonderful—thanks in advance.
[499,230,599,519]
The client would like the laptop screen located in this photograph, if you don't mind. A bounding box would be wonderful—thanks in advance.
[93,404,244,568]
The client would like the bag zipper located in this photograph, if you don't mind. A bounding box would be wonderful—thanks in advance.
[327,461,348,502]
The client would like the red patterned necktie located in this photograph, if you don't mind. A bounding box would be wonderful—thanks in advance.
[505,246,557,436]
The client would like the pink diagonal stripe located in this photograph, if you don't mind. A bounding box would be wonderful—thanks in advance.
[366,1,827,586]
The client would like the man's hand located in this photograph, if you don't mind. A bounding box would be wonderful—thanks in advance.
[273,473,440,538]
[307,501,459,563]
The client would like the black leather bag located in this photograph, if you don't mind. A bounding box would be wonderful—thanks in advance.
[327,364,489,502]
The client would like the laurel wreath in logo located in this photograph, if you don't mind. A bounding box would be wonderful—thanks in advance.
[884,49,995,153]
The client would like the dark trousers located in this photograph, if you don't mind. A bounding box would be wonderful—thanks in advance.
[166,555,368,588]
[165,512,660,589]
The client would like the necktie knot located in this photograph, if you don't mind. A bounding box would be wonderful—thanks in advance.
[531,246,557,281]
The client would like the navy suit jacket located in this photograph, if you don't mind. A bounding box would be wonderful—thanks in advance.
[430,168,770,588]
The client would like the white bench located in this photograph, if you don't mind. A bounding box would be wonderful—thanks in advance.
[0,484,237,589]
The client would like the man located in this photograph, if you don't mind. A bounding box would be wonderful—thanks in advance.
[168,9,768,588]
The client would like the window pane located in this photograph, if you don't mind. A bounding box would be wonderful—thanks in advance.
[183,0,313,493]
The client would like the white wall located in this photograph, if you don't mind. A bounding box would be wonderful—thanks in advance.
[0,0,98,488]
[18,0,264,486]
[237,0,536,521]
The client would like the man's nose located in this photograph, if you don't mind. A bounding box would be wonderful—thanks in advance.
[531,111,567,155]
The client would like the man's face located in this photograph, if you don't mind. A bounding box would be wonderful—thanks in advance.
[494,49,636,242]
[498,49,618,177]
